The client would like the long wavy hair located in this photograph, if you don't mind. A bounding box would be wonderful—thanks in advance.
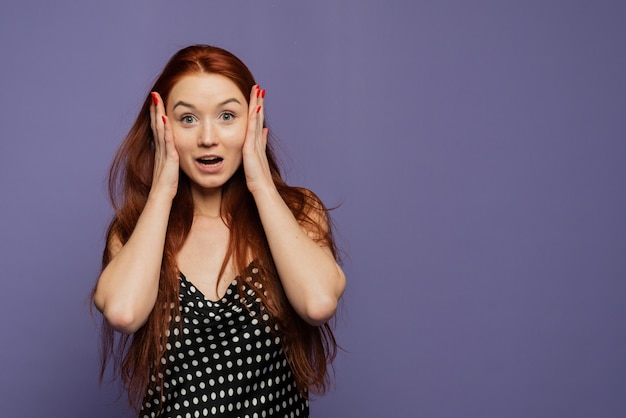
[94,45,339,411]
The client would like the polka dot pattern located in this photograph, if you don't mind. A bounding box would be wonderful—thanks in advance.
[140,263,308,418]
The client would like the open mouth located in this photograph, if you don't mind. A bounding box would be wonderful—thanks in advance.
[197,156,223,166]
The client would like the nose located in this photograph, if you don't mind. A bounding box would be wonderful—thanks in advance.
[198,122,217,147]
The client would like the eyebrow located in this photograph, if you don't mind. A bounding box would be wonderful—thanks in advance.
[173,98,242,110]
[172,100,196,110]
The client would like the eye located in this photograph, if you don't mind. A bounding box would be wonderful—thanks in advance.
[220,112,235,122]
[180,114,196,125]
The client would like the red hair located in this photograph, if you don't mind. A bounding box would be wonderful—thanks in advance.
[93,45,339,411]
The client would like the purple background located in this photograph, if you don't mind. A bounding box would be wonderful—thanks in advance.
[1,1,625,417]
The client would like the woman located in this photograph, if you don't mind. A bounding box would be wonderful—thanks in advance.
[92,45,346,418]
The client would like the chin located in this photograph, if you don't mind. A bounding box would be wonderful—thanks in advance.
[194,180,228,191]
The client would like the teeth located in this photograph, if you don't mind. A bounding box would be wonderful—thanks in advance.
[198,157,222,165]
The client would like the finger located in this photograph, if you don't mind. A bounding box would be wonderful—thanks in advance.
[243,85,260,148]
[255,104,264,144]
[254,87,265,118]
[248,85,260,119]
[261,127,269,149]
[161,114,176,157]
[149,92,157,132]
[253,87,265,142]
[150,91,166,151]
[248,84,258,104]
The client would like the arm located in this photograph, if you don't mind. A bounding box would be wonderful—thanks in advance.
[243,86,346,326]
[253,187,346,326]
[93,92,178,334]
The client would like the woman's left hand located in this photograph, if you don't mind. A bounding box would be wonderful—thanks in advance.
[241,86,345,326]
[243,85,274,195]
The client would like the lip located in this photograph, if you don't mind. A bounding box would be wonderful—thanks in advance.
[195,155,224,174]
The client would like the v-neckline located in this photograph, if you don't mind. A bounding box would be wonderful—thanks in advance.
[179,260,257,303]
[179,272,238,303]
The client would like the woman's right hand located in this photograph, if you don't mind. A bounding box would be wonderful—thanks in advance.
[149,92,179,200]
[94,92,180,334]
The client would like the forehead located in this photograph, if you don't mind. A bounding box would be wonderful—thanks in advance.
[169,73,245,103]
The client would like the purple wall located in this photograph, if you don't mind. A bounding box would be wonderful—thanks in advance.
[1,1,625,417]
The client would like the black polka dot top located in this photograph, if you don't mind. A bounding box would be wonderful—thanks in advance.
[140,263,309,418]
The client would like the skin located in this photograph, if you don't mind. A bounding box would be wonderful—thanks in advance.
[93,73,346,333]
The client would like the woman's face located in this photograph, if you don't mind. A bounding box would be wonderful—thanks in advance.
[166,73,248,193]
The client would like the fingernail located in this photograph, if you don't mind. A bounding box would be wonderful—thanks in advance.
[162,115,167,124]
[151,92,158,106]
[256,88,261,98]
[256,106,261,114]
[261,89,266,99]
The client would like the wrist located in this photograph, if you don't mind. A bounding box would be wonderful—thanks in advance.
[250,182,281,206]
[147,188,175,206]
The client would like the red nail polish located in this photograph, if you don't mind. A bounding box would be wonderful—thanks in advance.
[151,92,158,106]
[162,115,167,124]
[256,88,261,98]
[261,89,266,98]
[256,106,261,114]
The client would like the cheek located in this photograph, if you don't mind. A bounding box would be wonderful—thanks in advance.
[237,122,248,143]
[226,125,247,148]
[170,128,191,151]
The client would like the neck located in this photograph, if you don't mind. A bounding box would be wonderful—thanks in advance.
[191,185,223,218]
